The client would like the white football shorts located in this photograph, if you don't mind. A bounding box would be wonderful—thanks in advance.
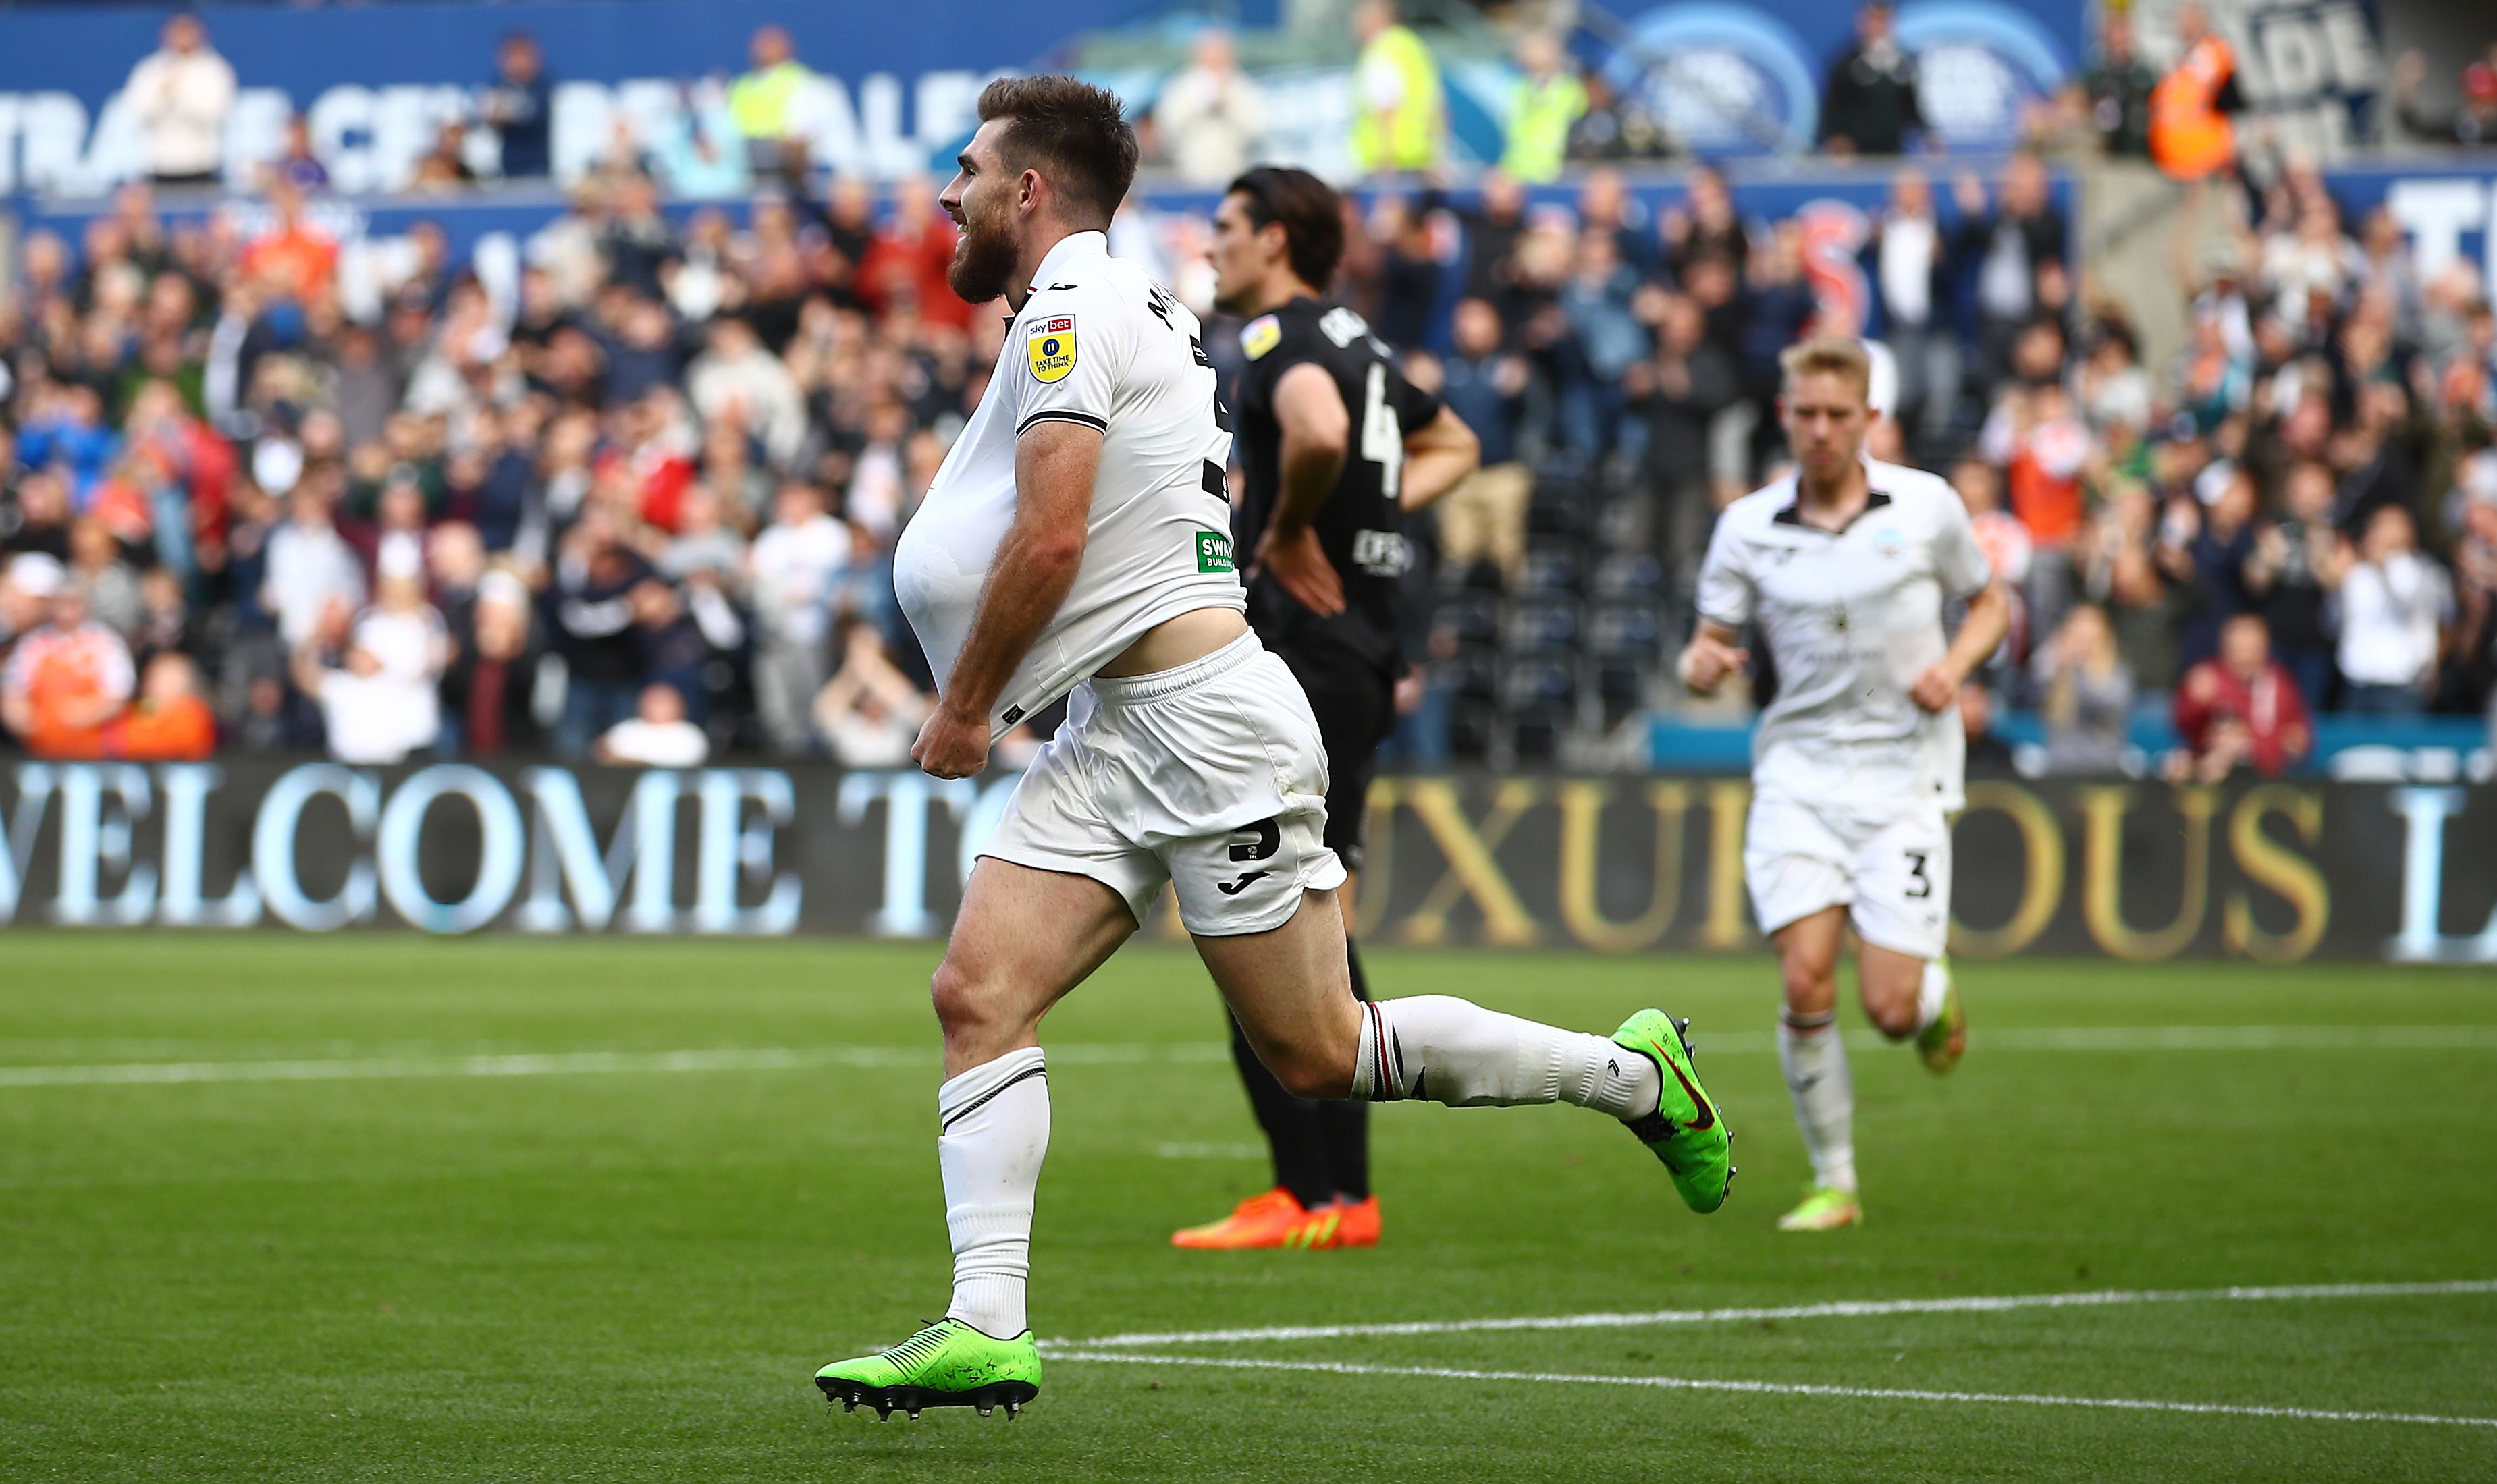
[979,630,1346,936]
[1744,789,1953,960]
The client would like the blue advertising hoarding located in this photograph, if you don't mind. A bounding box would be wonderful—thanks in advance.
[0,0,1245,194]
[0,0,2090,199]
[1586,0,2086,155]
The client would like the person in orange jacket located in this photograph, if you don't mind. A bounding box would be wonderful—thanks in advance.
[2149,2,2245,181]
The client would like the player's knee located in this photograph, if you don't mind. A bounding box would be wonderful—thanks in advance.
[1859,968,1923,1039]
[1780,961,1837,1014]
[928,956,1004,1040]
[1864,984,1921,1039]
[1266,1033,1356,1099]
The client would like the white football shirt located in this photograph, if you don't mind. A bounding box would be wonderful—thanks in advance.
[1694,457,1993,811]
[894,231,1242,729]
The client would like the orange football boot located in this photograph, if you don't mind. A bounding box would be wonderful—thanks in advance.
[1303,1195,1380,1249]
[1171,1187,1307,1249]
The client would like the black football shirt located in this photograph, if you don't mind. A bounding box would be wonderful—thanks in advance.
[1231,297,1442,675]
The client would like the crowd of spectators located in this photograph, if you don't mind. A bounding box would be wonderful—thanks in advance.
[0,152,1006,767]
[78,3,2497,198]
[1312,146,2496,777]
[1,11,2493,779]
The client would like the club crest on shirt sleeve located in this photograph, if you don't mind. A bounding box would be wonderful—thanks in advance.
[1240,314,1281,361]
[1027,317,1077,383]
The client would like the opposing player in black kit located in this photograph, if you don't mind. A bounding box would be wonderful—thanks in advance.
[1173,165,1483,1250]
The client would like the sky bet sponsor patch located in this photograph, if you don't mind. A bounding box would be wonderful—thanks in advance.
[1027,317,1077,383]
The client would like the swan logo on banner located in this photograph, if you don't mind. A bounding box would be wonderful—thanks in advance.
[1894,2,2074,150]
[1601,1,2070,155]
[1603,5,1823,155]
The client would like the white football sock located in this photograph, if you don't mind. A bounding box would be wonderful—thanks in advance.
[1777,1010,1856,1192]
[1914,960,1950,1034]
[1350,995,1660,1120]
[936,1046,1048,1339]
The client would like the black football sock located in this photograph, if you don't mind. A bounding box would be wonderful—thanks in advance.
[1314,936,1374,1201]
[1228,1013,1335,1210]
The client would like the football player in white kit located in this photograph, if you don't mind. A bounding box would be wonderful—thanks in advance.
[1677,337,2009,1234]
[813,78,1734,1423]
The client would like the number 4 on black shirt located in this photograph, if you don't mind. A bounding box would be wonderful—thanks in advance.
[1231,298,1445,675]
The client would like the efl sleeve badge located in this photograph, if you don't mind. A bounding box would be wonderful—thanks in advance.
[1026,317,1077,383]
[1240,314,1281,361]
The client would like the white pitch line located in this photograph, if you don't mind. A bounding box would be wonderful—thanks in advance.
[1687,1026,2497,1055]
[1041,1350,2497,1429]
[0,1041,1231,1088]
[3,1024,2494,1089]
[1052,1280,2497,1350]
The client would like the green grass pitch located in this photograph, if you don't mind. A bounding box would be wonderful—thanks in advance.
[3,933,2494,1482]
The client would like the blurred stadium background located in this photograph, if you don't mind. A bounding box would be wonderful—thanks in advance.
[1,0,2495,1478]
[0,0,2492,951]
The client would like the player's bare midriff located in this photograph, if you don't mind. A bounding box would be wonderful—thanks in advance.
[1095,605,1250,678]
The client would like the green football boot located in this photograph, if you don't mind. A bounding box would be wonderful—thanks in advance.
[1776,1185,1863,1232]
[1611,1009,1735,1214]
[815,1319,1040,1420]
[1916,962,1966,1075]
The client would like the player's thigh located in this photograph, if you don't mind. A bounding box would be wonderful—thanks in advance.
[1845,806,1952,966]
[935,857,1137,1076]
[1193,888,1362,1098]
[1154,644,1350,938]
[1770,906,1850,1017]
[1746,792,1854,997]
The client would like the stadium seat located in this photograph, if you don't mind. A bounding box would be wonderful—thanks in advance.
[1437,593,1503,649]
[1501,651,1579,711]
[1587,601,1664,653]
[1506,598,1582,652]
[1447,697,1500,759]
[1592,552,1666,601]
[1449,644,1502,704]
[1507,701,1572,761]
[1518,543,1584,599]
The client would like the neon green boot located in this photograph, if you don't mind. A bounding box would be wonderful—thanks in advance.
[1611,1009,1735,1214]
[815,1319,1041,1420]
[1917,962,1966,1074]
[1777,1186,1862,1232]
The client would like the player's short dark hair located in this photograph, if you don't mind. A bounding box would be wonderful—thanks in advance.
[975,75,1138,228]
[1225,166,1345,292]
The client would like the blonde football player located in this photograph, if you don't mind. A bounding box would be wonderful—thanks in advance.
[1677,337,2008,1232]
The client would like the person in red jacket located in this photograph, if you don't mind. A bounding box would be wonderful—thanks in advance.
[857,175,969,328]
[2171,612,2312,781]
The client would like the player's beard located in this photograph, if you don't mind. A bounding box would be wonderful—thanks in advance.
[948,195,1018,306]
